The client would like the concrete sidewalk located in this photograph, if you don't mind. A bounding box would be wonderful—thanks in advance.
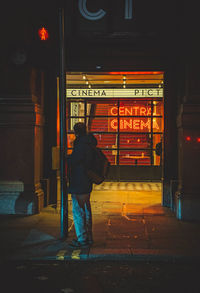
[1,184,200,262]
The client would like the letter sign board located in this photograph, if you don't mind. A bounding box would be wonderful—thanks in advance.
[67,88,163,98]
[65,0,174,36]
[78,0,133,21]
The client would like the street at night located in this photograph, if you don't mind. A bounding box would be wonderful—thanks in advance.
[1,2,200,293]
[1,185,200,292]
[1,260,200,293]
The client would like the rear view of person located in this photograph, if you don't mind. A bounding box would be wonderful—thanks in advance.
[66,123,96,248]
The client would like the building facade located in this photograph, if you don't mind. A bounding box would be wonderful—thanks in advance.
[0,1,200,220]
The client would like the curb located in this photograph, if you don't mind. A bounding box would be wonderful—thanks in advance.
[16,254,200,263]
[5,247,200,263]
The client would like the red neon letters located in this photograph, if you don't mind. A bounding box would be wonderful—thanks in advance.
[109,106,160,131]
[110,106,152,116]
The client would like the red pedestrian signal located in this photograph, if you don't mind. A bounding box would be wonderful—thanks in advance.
[38,27,49,41]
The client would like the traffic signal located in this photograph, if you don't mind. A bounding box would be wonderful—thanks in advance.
[29,22,56,68]
[38,26,49,41]
[27,8,58,69]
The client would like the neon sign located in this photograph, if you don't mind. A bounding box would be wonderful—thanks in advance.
[110,106,153,116]
[109,106,160,131]
[110,118,159,130]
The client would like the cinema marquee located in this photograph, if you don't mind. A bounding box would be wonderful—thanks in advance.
[67,88,163,98]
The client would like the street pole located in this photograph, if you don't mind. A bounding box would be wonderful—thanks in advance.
[59,7,68,238]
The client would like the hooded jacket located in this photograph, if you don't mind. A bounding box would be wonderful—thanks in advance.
[67,134,97,194]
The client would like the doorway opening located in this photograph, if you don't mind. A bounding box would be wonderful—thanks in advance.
[66,71,164,181]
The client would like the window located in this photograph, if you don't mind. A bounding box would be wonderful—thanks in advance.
[67,98,163,166]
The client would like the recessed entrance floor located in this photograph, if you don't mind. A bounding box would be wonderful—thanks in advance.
[68,181,162,217]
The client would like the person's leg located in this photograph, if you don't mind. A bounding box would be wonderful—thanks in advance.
[71,194,88,243]
[84,194,93,243]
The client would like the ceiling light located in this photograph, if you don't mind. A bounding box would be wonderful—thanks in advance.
[109,71,164,75]
[83,75,86,80]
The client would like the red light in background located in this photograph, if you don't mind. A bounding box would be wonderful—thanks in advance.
[137,138,141,142]
[186,136,191,141]
[197,137,200,143]
[38,27,49,41]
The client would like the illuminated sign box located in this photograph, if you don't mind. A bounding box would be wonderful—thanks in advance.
[67,88,163,98]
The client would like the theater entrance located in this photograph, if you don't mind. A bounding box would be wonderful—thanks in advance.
[66,72,164,181]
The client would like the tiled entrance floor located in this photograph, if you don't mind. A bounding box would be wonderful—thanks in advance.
[69,181,162,215]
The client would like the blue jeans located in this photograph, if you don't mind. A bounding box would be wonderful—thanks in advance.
[71,193,92,243]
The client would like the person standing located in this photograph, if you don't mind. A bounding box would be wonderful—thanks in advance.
[66,122,95,248]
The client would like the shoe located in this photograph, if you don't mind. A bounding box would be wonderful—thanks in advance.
[68,239,89,248]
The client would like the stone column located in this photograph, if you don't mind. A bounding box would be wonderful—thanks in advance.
[0,67,44,214]
[176,60,200,221]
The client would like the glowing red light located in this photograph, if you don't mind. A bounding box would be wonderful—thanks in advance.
[186,136,191,141]
[38,27,49,41]
[197,137,200,143]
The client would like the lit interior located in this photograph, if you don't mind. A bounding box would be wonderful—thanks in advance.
[66,72,164,167]
[66,72,164,87]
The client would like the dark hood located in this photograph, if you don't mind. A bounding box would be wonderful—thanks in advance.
[74,133,97,147]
